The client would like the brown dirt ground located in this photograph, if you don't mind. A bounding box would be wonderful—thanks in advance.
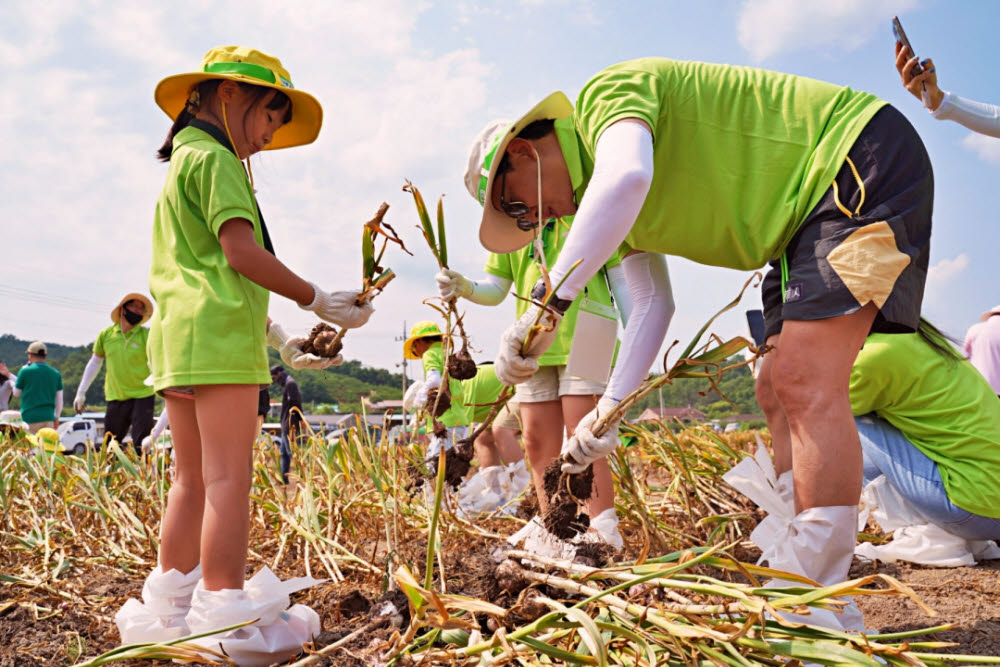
[2,523,998,664]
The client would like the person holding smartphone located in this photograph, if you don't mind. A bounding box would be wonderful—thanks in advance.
[895,30,1000,136]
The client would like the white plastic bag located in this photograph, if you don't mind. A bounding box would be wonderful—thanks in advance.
[855,475,1000,567]
[185,566,322,667]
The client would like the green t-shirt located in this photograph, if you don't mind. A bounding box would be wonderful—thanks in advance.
[147,125,271,390]
[93,323,154,401]
[850,333,1000,517]
[456,363,505,424]
[485,216,621,366]
[569,57,885,269]
[15,362,63,423]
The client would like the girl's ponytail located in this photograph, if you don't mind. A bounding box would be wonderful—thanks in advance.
[156,82,221,162]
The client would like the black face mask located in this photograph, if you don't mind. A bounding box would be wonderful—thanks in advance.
[122,310,143,326]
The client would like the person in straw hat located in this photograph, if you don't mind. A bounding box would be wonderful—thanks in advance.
[962,305,1000,397]
[74,293,156,453]
[465,57,936,632]
[115,46,372,664]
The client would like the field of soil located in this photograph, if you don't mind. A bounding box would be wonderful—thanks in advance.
[2,516,998,666]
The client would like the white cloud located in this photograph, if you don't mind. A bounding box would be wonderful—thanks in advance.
[737,0,918,62]
[924,253,970,304]
[0,0,498,371]
[961,132,1000,164]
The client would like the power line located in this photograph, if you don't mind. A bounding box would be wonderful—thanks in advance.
[0,283,108,313]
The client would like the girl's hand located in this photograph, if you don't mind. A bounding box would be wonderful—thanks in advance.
[894,43,943,110]
[300,283,374,329]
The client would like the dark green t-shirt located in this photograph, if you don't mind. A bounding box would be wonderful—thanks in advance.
[15,362,63,423]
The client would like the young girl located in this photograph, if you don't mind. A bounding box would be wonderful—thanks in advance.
[115,46,372,664]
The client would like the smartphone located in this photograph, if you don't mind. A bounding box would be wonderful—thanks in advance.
[892,16,923,76]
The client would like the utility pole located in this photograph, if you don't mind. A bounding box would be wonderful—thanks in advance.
[394,321,409,437]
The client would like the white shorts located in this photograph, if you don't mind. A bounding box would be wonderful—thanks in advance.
[515,365,606,403]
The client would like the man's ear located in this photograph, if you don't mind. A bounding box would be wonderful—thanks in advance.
[506,138,538,165]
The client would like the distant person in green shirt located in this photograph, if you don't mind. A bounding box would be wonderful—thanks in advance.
[74,293,156,453]
[466,57,933,631]
[403,321,522,496]
[13,341,63,433]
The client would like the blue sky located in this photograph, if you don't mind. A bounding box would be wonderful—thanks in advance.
[2,0,997,381]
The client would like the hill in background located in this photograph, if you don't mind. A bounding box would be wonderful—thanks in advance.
[1,333,761,421]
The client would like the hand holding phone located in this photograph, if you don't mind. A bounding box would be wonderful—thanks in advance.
[892,16,923,76]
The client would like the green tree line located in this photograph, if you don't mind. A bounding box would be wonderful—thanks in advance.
[0,334,403,416]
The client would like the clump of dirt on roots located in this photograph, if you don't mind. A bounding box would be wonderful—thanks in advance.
[446,344,478,380]
[425,386,451,417]
[300,322,343,357]
[516,489,539,520]
[430,436,475,489]
[541,459,593,539]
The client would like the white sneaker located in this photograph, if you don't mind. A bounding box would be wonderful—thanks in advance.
[184,567,322,667]
[115,564,202,644]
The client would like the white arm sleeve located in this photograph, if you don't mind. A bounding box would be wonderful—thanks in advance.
[77,355,103,397]
[547,119,654,300]
[605,262,633,327]
[932,92,1000,137]
[604,252,674,402]
[468,274,513,306]
[149,410,170,441]
[417,369,442,405]
[54,390,63,421]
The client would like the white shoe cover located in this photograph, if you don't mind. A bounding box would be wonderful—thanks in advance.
[775,470,795,511]
[766,505,866,633]
[115,564,202,644]
[855,475,1000,567]
[506,459,531,501]
[184,567,322,666]
[457,466,508,516]
[587,508,624,550]
[506,517,578,561]
[505,511,623,562]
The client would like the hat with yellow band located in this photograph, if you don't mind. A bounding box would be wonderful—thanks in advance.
[155,46,323,150]
[463,92,573,254]
[403,321,444,360]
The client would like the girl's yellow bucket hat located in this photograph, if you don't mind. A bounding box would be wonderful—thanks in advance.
[155,45,323,150]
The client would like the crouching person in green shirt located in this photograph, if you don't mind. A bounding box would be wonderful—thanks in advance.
[849,322,1000,541]
[75,293,156,454]
[468,57,934,632]
[403,321,523,502]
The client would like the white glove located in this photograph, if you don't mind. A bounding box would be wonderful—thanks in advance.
[300,282,374,329]
[267,322,342,370]
[494,305,562,385]
[73,394,86,414]
[141,435,153,454]
[561,397,621,473]
[403,381,424,411]
[436,269,474,301]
